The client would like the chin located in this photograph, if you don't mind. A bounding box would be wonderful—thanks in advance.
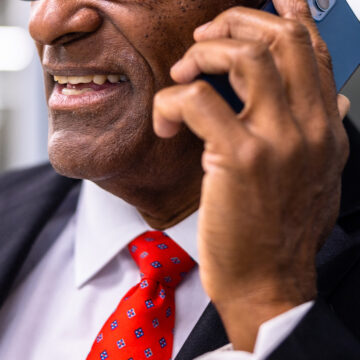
[49,138,112,181]
[47,124,148,181]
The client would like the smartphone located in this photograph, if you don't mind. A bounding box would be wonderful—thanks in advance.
[201,0,360,113]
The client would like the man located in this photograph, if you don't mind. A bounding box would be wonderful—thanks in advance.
[0,0,359,358]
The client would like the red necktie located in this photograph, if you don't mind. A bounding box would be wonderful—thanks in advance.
[86,231,196,360]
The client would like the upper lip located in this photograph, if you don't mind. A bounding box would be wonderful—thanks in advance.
[43,64,128,77]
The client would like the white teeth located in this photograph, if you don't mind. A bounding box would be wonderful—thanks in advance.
[107,74,120,83]
[54,74,128,85]
[55,76,68,84]
[93,75,107,85]
[68,76,93,85]
[62,88,95,96]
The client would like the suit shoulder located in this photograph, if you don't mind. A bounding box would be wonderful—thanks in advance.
[0,163,79,205]
[0,163,62,194]
[0,163,54,188]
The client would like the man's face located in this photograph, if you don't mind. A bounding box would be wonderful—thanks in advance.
[29,0,259,185]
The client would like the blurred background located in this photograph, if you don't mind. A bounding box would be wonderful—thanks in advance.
[0,0,359,174]
[0,0,48,173]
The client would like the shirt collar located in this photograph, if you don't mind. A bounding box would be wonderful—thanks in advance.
[75,180,199,288]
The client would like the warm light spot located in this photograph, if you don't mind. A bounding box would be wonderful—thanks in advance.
[0,26,34,71]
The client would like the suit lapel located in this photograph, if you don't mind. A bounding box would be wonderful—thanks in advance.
[0,165,79,308]
[12,183,81,290]
[317,118,360,297]
[317,225,360,297]
[175,302,228,360]
[340,118,360,218]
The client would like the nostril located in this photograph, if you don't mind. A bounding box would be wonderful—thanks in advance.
[51,32,91,46]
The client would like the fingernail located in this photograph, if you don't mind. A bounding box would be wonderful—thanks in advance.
[195,21,212,34]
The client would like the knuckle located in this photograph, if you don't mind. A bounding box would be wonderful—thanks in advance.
[312,38,329,55]
[308,125,333,150]
[223,6,243,20]
[281,130,305,159]
[282,20,310,42]
[213,6,243,27]
[237,138,270,170]
[312,38,332,66]
[293,0,312,17]
[187,80,212,99]
[237,41,269,61]
[306,124,344,164]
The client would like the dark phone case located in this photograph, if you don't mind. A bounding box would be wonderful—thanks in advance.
[201,0,360,112]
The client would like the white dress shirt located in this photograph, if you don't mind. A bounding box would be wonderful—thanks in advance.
[0,180,313,359]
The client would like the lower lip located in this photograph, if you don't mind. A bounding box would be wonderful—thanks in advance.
[49,82,131,110]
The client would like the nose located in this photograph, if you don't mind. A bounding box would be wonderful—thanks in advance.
[29,0,102,46]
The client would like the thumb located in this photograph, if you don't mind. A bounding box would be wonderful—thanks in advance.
[337,94,351,121]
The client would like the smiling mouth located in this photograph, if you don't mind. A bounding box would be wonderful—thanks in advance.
[49,73,132,110]
[54,74,129,95]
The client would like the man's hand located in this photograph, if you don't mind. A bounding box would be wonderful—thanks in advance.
[153,0,350,351]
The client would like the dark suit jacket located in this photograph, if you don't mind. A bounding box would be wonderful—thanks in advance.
[1,118,360,359]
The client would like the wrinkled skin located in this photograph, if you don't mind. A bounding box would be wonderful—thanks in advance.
[29,0,262,227]
[29,0,350,352]
[153,0,350,350]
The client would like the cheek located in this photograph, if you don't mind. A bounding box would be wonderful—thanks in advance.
[126,1,242,88]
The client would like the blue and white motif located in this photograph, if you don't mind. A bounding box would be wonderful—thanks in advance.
[145,299,154,309]
[152,318,159,328]
[127,308,136,318]
[157,243,168,250]
[170,256,181,264]
[131,245,137,253]
[164,276,172,283]
[140,280,149,288]
[159,337,167,348]
[134,328,144,338]
[170,257,181,264]
[96,333,103,343]
[140,251,149,258]
[100,350,108,360]
[110,320,118,330]
[159,289,166,299]
[117,338,126,349]
[145,237,155,242]
[151,261,162,268]
[144,348,153,358]
[166,307,172,318]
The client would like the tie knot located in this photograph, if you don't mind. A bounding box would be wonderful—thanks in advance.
[128,231,196,288]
